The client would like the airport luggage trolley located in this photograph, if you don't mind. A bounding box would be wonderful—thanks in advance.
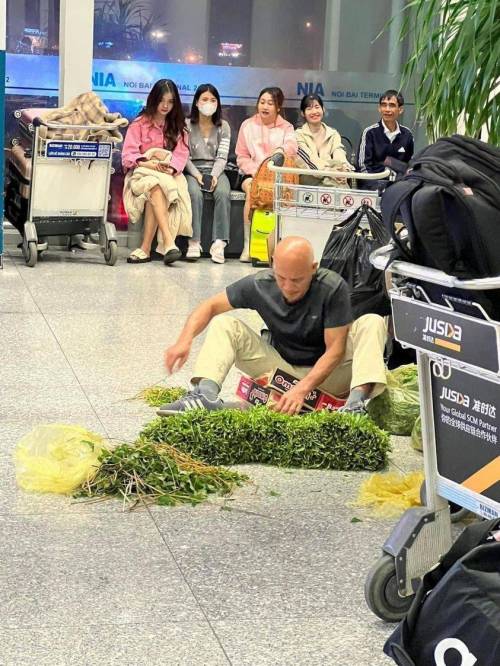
[268,164,391,261]
[11,115,118,267]
[365,245,500,622]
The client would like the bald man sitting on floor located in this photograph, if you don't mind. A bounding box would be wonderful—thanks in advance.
[158,237,387,416]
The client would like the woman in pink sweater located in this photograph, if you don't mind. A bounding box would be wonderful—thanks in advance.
[235,87,297,261]
[122,79,189,265]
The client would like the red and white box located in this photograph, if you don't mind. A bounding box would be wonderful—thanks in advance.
[236,375,275,407]
[236,368,346,411]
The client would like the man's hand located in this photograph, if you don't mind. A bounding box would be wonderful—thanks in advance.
[164,340,191,374]
[272,384,308,415]
[210,175,218,191]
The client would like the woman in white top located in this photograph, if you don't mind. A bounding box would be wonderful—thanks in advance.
[295,94,352,187]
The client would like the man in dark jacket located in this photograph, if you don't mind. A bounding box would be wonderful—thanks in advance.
[356,89,414,190]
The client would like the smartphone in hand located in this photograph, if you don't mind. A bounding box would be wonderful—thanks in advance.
[200,174,213,192]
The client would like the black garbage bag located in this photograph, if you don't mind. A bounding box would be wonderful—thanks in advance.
[320,205,391,318]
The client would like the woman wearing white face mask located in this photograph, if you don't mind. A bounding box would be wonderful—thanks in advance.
[185,84,231,264]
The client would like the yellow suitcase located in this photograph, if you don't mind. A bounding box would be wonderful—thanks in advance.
[250,210,276,265]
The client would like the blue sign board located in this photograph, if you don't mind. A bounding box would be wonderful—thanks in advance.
[46,141,112,159]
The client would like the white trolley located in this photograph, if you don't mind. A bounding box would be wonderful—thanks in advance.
[13,116,119,267]
[268,164,391,261]
[365,246,500,622]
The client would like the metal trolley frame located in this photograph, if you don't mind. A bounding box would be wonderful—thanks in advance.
[17,116,118,267]
[268,164,391,261]
[365,246,500,622]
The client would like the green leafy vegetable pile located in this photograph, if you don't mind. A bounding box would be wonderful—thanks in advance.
[367,364,420,435]
[135,386,187,407]
[140,407,390,471]
[75,440,246,510]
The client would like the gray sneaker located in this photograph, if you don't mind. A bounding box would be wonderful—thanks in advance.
[338,400,367,415]
[156,390,223,416]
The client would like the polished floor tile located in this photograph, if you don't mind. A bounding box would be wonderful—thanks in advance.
[0,622,230,666]
[1,512,205,627]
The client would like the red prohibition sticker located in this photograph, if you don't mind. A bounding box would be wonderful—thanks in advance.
[361,197,373,205]
[320,193,332,205]
[342,194,354,206]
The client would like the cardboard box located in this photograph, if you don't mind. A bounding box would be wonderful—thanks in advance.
[236,375,275,407]
[236,368,346,411]
[267,368,320,411]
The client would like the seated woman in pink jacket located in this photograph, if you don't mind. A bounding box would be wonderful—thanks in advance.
[122,79,189,265]
[235,87,297,262]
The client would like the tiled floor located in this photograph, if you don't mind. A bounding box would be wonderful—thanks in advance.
[0,246,423,666]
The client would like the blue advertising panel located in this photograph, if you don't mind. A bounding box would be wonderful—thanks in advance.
[46,141,112,159]
[5,53,406,107]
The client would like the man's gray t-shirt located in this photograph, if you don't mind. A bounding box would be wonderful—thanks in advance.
[226,268,353,366]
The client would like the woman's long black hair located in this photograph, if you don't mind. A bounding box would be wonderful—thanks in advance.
[190,83,223,127]
[139,79,187,149]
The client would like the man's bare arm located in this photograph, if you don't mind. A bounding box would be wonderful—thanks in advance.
[297,325,350,392]
[165,291,233,374]
[273,325,350,414]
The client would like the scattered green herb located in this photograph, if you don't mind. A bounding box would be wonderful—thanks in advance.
[135,386,188,407]
[75,440,247,510]
[350,517,363,523]
[269,490,281,497]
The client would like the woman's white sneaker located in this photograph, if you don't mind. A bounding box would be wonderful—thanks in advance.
[210,240,226,264]
[186,240,201,261]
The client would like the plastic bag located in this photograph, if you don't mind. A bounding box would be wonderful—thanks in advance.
[367,364,420,435]
[15,424,104,494]
[320,205,391,318]
[411,415,423,452]
[356,471,424,517]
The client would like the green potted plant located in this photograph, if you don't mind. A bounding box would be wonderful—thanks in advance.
[394,0,499,143]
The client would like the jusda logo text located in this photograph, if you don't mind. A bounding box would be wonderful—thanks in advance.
[423,316,462,341]
[440,387,470,408]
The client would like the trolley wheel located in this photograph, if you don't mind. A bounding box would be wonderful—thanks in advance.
[104,240,118,266]
[24,240,38,267]
[365,554,414,622]
[419,482,470,523]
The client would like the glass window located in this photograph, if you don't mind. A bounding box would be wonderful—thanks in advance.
[7,0,60,55]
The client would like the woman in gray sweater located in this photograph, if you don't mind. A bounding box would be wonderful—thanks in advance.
[185,84,231,263]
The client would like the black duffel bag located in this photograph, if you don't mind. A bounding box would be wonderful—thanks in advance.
[381,135,500,279]
[384,518,500,666]
[381,135,500,319]
[320,204,391,319]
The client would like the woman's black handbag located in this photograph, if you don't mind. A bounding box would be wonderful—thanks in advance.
[320,204,391,319]
[384,518,500,666]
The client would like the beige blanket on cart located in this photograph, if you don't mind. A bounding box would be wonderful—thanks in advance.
[39,91,128,143]
[123,148,192,254]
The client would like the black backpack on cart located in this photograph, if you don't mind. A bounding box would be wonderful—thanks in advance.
[380,135,500,319]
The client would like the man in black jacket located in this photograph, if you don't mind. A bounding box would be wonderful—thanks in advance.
[356,90,414,190]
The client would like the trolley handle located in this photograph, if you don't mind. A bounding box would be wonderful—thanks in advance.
[268,162,391,180]
[370,244,500,291]
[33,117,125,132]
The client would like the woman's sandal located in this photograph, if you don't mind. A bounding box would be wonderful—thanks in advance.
[127,248,151,264]
[163,248,182,265]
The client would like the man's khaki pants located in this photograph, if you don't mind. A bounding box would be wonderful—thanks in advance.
[193,313,388,398]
